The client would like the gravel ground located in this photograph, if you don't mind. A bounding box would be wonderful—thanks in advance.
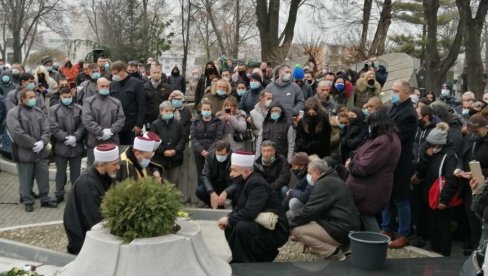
[0,224,430,261]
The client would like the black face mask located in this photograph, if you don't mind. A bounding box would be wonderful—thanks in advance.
[306,79,313,85]
[129,72,140,78]
[65,61,72,68]
[291,168,302,176]
[205,68,215,75]
[470,108,479,117]
[367,79,375,86]
[418,119,425,128]
[172,71,179,76]
[238,70,246,76]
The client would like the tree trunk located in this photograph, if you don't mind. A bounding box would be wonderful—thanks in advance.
[181,0,191,78]
[23,21,38,64]
[359,0,373,58]
[423,0,465,95]
[256,0,301,65]
[463,0,488,98]
[369,0,392,57]
[12,33,22,63]
[205,0,227,56]
[231,0,240,58]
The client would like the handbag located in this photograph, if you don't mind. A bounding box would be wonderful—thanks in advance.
[254,212,279,230]
[428,153,464,209]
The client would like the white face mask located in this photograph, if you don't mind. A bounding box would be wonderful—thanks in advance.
[306,174,315,185]
[264,99,272,108]
[432,146,442,154]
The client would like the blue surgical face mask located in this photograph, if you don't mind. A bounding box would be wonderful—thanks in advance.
[104,63,110,71]
[462,109,470,116]
[91,72,100,80]
[12,69,19,76]
[237,89,246,96]
[281,74,291,82]
[270,112,281,121]
[216,89,226,96]
[26,98,37,107]
[162,113,174,120]
[306,174,315,185]
[216,154,228,163]
[61,97,73,105]
[112,74,121,82]
[47,66,53,72]
[391,93,400,104]
[250,82,261,89]
[2,75,10,83]
[441,89,450,97]
[201,110,211,118]
[99,88,110,96]
[338,123,346,129]
[362,108,369,116]
[26,82,35,90]
[171,99,183,108]
[335,83,345,91]
[139,159,151,168]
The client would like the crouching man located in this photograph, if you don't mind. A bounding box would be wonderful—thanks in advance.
[63,144,120,255]
[288,160,360,261]
[218,151,289,262]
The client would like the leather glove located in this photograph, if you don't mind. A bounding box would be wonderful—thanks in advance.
[32,141,44,153]
[64,135,76,147]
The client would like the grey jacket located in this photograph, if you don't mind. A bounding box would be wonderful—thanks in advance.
[82,94,125,148]
[6,105,51,162]
[6,88,46,112]
[264,80,304,118]
[48,103,85,158]
[76,79,97,105]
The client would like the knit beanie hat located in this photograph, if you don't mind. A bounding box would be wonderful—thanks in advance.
[291,152,310,166]
[292,64,304,80]
[426,122,450,145]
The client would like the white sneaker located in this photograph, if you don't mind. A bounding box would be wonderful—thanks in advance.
[327,248,346,261]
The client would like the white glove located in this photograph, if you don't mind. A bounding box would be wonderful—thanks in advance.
[32,141,44,153]
[64,135,76,147]
[97,128,113,141]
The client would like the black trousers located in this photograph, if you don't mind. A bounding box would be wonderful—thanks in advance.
[465,191,482,249]
[429,208,453,256]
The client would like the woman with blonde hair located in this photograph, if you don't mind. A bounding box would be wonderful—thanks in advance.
[354,70,382,108]
[215,97,247,151]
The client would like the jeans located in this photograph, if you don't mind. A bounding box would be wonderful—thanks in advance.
[54,155,82,198]
[19,160,50,205]
[382,198,411,237]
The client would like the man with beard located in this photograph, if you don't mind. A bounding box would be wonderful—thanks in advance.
[63,143,120,255]
[167,66,186,93]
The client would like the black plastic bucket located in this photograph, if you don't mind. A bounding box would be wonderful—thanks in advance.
[348,231,390,270]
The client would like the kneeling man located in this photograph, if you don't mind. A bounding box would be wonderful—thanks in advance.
[218,151,289,262]
[288,159,360,260]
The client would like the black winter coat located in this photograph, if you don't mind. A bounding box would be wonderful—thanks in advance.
[150,118,186,168]
[190,116,224,154]
[415,145,460,206]
[143,81,173,124]
[295,113,331,158]
[201,150,235,195]
[289,169,360,244]
[388,98,418,200]
[110,76,146,131]
[340,119,368,164]
[254,154,291,192]
[457,134,488,179]
[63,167,114,254]
[282,168,313,209]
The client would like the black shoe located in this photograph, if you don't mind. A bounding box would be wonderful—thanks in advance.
[25,205,34,212]
[55,196,64,204]
[40,200,58,208]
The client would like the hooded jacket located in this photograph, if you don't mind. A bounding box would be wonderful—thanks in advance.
[264,79,304,118]
[166,66,186,93]
[6,87,46,112]
[256,102,296,162]
[295,113,332,158]
[0,70,16,96]
[35,66,58,96]
[48,102,85,158]
[354,77,382,108]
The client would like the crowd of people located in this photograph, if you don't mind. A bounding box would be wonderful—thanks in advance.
[2,54,488,262]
